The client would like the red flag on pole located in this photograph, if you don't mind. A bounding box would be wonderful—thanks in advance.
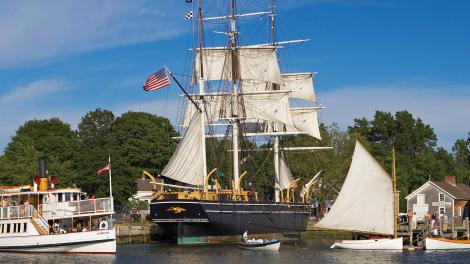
[97,163,111,176]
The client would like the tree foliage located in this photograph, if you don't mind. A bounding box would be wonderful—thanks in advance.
[0,108,468,212]
[0,109,178,207]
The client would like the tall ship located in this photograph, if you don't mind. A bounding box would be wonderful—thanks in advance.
[145,0,325,244]
[0,158,116,253]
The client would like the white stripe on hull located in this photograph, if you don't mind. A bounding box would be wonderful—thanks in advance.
[0,229,116,254]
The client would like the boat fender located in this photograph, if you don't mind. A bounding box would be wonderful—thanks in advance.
[99,219,108,230]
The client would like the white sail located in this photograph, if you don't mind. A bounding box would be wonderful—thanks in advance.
[183,91,292,126]
[182,95,230,126]
[194,46,283,84]
[161,111,205,186]
[242,92,293,125]
[282,73,316,101]
[279,153,294,190]
[316,141,394,235]
[286,107,321,140]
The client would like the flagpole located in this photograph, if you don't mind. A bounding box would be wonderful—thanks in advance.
[108,155,113,212]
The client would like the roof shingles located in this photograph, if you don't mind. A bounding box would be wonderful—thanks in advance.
[430,181,470,200]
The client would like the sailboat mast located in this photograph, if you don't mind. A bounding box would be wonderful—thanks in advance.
[270,0,281,203]
[230,0,240,192]
[392,146,398,239]
[197,0,208,181]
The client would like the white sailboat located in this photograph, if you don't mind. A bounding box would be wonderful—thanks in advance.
[315,141,403,250]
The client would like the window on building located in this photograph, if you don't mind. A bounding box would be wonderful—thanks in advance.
[417,194,425,204]
[439,207,445,215]
[439,193,445,202]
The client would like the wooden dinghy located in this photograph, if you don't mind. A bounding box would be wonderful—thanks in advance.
[426,237,470,250]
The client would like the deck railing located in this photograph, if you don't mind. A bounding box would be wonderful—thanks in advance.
[38,197,113,219]
[0,205,33,220]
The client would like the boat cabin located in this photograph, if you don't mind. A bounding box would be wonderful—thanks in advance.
[405,176,470,225]
[0,178,113,236]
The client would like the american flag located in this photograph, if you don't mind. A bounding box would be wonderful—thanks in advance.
[143,68,171,91]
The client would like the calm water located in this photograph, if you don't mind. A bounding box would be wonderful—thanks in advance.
[1,240,469,264]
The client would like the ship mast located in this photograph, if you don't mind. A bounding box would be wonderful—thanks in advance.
[270,0,281,203]
[197,0,208,182]
[230,0,241,192]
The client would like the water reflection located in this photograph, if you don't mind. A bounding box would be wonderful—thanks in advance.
[1,240,470,264]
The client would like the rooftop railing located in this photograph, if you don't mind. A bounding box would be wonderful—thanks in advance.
[38,197,113,219]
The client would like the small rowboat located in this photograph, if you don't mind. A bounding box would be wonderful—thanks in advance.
[240,238,280,251]
[426,237,470,250]
[240,231,280,251]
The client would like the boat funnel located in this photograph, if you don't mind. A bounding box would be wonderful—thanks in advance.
[38,158,49,191]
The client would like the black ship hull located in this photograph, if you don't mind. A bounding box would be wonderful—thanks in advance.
[150,200,310,244]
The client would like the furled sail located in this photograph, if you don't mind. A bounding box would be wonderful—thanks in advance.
[183,91,292,126]
[316,141,394,235]
[194,46,283,85]
[282,73,316,101]
[161,111,205,186]
[279,153,294,190]
[286,107,321,140]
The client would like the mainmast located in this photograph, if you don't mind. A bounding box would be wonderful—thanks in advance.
[197,0,208,182]
[270,0,281,203]
[230,0,241,192]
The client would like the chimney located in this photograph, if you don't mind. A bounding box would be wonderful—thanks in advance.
[38,158,49,191]
[444,176,456,186]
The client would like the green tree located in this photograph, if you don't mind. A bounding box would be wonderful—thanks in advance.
[0,118,78,185]
[111,111,178,177]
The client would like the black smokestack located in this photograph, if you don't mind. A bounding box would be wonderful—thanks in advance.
[38,158,47,178]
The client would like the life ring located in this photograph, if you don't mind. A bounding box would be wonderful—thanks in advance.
[42,194,50,204]
[99,220,108,230]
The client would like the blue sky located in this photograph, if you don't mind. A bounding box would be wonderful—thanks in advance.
[0,0,469,152]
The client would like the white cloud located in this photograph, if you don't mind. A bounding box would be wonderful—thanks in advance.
[319,83,470,150]
[0,0,187,68]
[0,79,68,103]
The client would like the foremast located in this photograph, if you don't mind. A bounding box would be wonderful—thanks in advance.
[229,0,241,192]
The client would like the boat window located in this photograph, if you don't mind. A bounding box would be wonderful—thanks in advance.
[24,223,27,232]
[73,193,78,201]
[0,224,3,233]
[65,193,71,202]
[7,224,11,233]
[13,223,16,233]
[58,193,63,202]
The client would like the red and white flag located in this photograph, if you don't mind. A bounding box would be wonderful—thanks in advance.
[143,68,171,91]
[97,163,111,176]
